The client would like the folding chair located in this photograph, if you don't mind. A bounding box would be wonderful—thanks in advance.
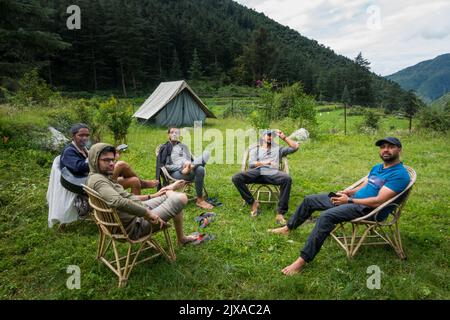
[155,144,208,201]
[83,185,176,287]
[330,166,416,259]
[240,144,289,204]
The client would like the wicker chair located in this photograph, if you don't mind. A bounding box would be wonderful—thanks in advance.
[330,166,416,259]
[83,185,176,287]
[240,144,289,204]
[155,144,208,201]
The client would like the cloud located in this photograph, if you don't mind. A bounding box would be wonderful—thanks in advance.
[235,0,450,75]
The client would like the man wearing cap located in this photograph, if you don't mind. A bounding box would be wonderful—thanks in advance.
[232,129,299,224]
[269,137,410,275]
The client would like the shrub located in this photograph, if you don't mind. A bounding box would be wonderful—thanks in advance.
[47,107,78,135]
[363,109,380,130]
[8,69,58,108]
[418,107,450,133]
[98,96,133,145]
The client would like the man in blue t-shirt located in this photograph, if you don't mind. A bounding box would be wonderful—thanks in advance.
[269,137,411,276]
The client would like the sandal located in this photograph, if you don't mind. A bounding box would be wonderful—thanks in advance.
[194,212,216,228]
[191,233,216,245]
[206,197,223,207]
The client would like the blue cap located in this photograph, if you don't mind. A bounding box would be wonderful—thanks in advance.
[375,137,402,148]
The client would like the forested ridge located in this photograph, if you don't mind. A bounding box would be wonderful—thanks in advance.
[1,0,409,108]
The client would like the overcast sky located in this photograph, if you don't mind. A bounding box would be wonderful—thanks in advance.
[234,0,450,76]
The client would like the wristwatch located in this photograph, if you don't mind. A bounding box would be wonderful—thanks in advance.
[348,197,354,204]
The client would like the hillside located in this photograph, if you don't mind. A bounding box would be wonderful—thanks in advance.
[386,53,450,103]
[431,92,450,109]
[1,0,406,107]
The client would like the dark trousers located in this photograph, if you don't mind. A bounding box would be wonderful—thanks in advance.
[232,168,292,215]
[287,193,369,262]
[171,165,205,198]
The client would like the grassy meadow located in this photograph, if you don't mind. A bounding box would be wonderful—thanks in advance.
[0,103,449,299]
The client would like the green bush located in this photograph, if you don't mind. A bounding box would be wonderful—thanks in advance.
[347,106,366,116]
[0,116,49,150]
[8,69,59,108]
[46,107,78,135]
[363,109,380,130]
[418,107,450,133]
[98,96,133,145]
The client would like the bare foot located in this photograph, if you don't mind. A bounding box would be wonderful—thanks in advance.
[196,199,214,210]
[281,258,306,276]
[141,179,159,188]
[275,213,286,225]
[267,225,290,235]
[177,235,197,246]
[250,200,260,217]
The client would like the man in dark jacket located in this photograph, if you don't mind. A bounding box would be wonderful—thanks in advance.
[156,128,212,209]
[60,123,157,195]
[60,124,90,177]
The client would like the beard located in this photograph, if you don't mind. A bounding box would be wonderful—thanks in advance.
[380,153,399,163]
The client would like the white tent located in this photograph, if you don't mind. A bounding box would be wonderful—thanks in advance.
[133,80,216,126]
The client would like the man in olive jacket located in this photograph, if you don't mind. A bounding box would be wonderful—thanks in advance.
[87,143,196,244]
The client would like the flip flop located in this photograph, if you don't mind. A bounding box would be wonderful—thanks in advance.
[206,197,223,207]
[194,212,216,220]
[194,212,216,228]
[191,233,216,245]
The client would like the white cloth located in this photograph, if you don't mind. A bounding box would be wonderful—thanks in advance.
[46,155,78,228]
[288,128,310,142]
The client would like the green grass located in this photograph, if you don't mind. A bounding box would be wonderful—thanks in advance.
[0,107,449,299]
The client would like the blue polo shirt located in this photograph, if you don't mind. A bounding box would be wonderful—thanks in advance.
[354,162,410,199]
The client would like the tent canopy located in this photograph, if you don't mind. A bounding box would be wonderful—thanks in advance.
[133,80,215,126]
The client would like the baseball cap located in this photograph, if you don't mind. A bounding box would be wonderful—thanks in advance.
[375,137,402,148]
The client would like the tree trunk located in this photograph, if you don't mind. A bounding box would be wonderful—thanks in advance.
[158,47,162,79]
[132,73,137,91]
[120,61,127,97]
[409,116,412,133]
[48,61,53,86]
[93,60,98,91]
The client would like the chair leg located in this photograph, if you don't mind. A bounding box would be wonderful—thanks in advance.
[391,224,406,259]
[331,224,352,257]
[111,240,126,287]
[163,228,176,262]
[97,231,105,259]
[350,224,373,257]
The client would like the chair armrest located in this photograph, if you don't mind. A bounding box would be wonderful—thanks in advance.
[352,202,400,223]
[161,167,176,182]
[344,176,368,192]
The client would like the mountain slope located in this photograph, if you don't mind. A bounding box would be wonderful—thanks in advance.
[2,0,407,107]
[431,92,450,109]
[386,54,450,102]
